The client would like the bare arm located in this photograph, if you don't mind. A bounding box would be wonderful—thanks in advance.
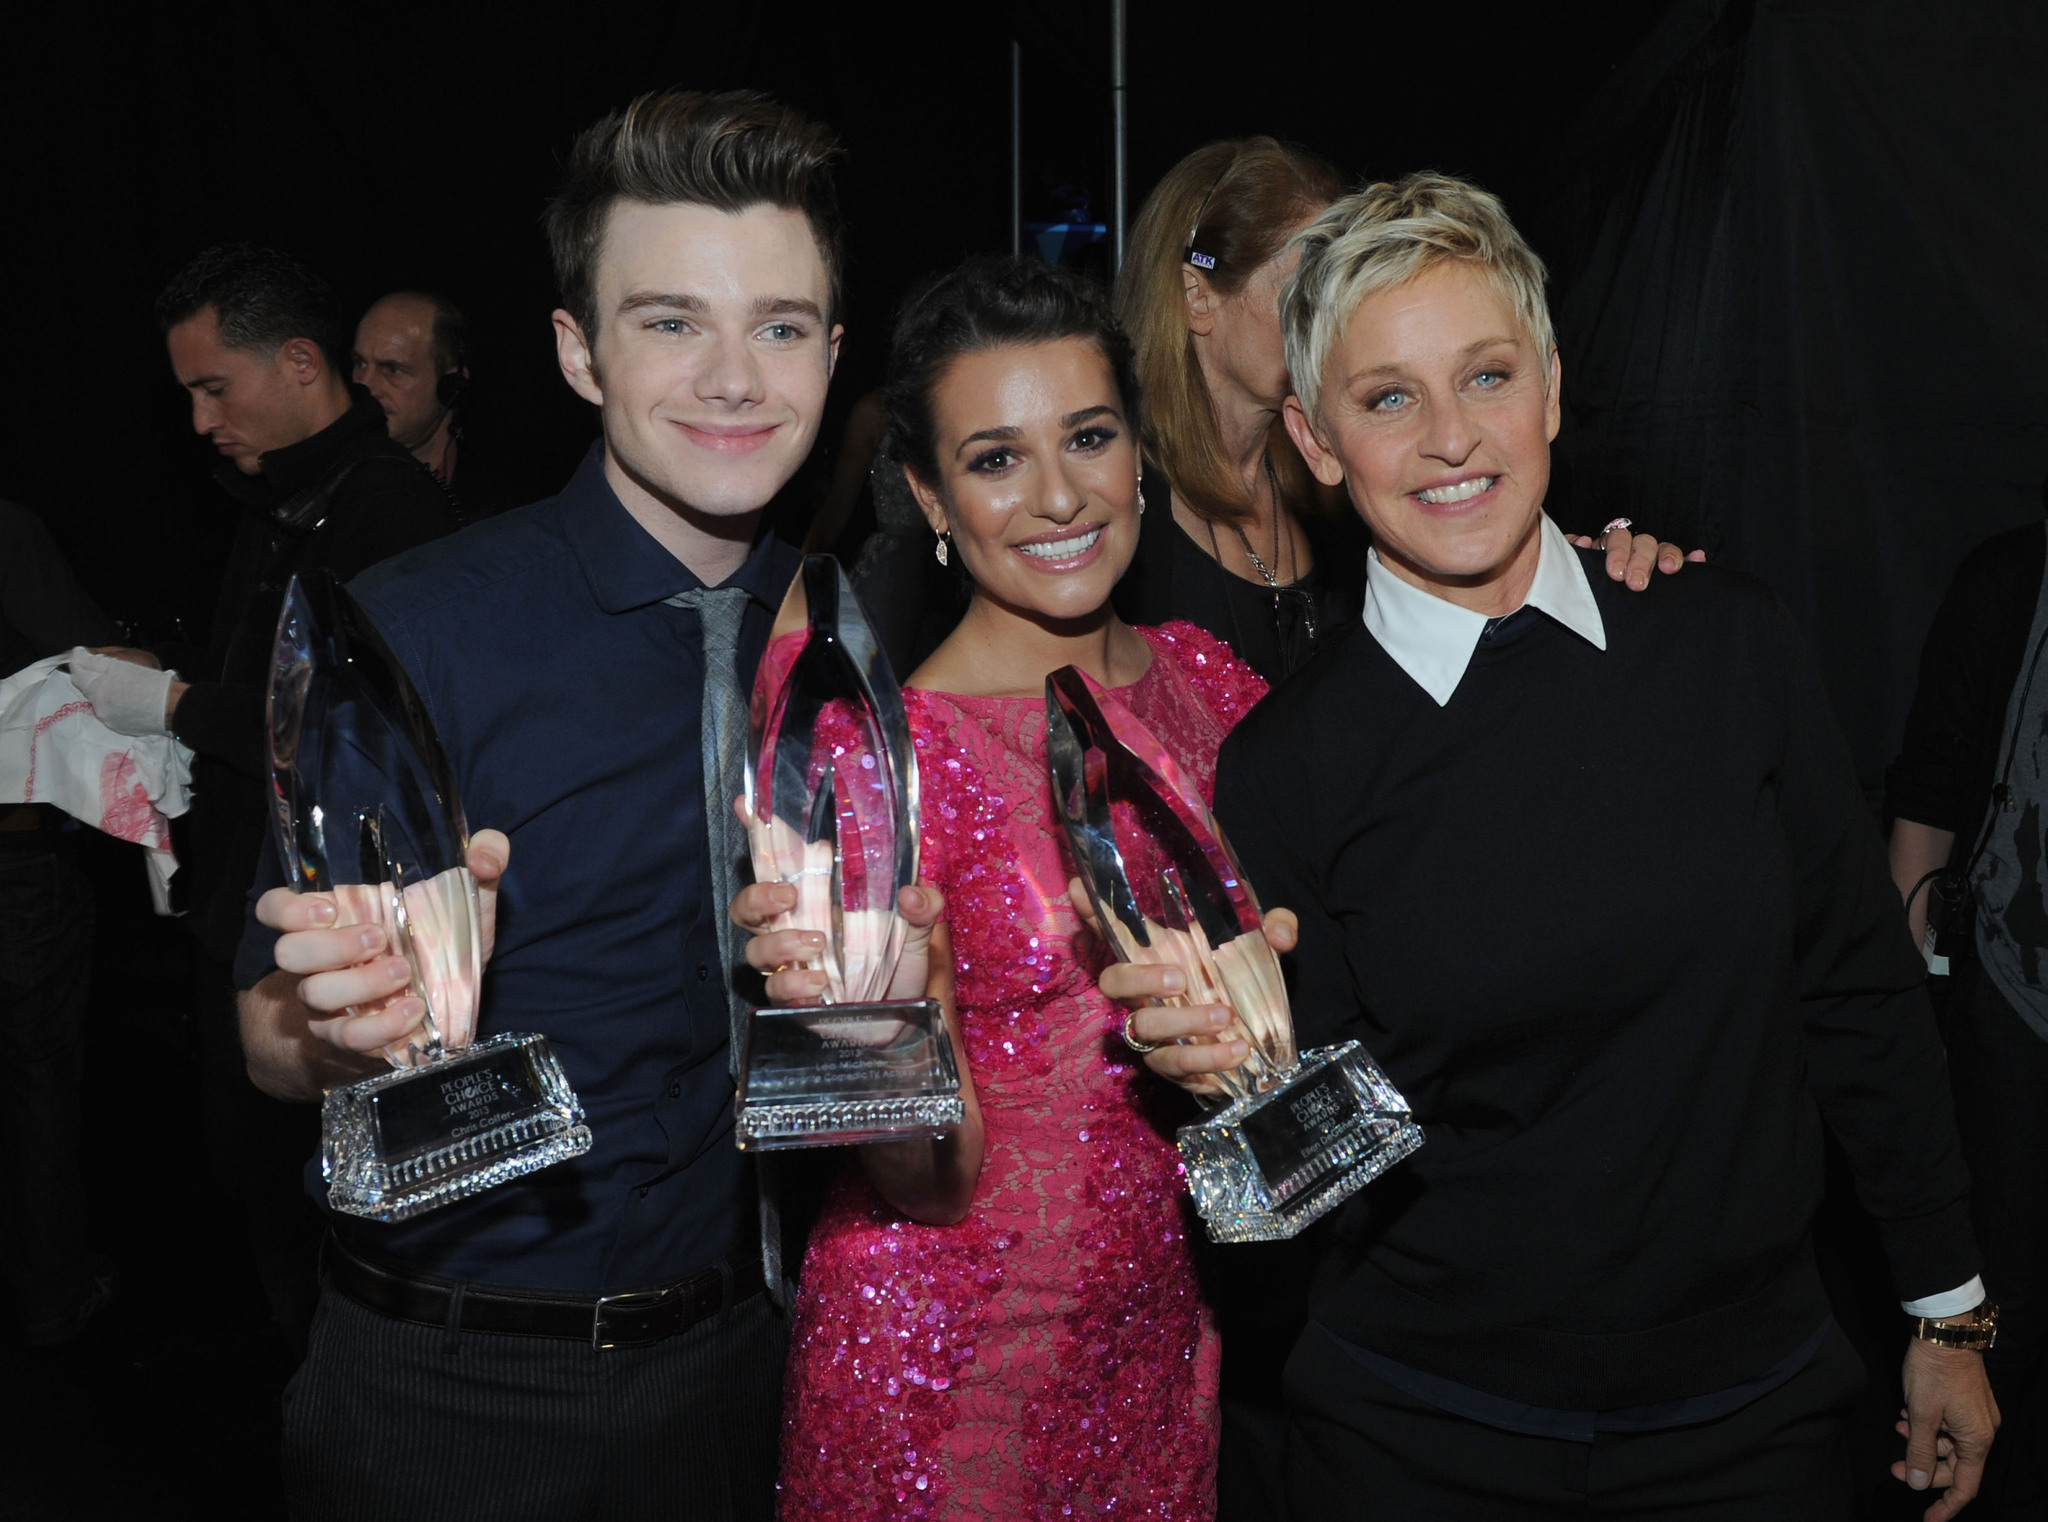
[1889,819,1956,955]
[737,880,986,1224]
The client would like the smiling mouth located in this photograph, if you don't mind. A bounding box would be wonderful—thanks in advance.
[679,422,779,454]
[1016,526,1104,562]
[1413,476,1498,506]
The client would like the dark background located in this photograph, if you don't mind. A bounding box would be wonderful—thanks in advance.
[1,0,1676,656]
[2,1,2045,1516]
[6,0,2041,788]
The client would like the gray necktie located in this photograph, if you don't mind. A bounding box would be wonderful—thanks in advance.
[665,585,754,1070]
[667,583,787,1305]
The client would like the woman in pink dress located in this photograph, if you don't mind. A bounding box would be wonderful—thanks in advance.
[733,258,1268,1520]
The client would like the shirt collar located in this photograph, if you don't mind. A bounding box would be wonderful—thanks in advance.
[1362,513,1606,706]
[559,441,796,615]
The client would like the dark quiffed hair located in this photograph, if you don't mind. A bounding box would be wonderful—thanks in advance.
[885,257,1141,487]
[155,243,345,371]
[546,89,845,342]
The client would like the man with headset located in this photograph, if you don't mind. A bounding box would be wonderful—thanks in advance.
[353,289,519,522]
[1888,487,2048,1518]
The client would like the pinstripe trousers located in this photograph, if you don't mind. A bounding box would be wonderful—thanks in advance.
[281,1282,786,1522]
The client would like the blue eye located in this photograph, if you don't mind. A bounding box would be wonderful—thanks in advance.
[1371,389,1408,411]
[762,322,803,342]
[1472,370,1506,388]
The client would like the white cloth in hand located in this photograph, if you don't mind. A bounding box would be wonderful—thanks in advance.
[66,648,175,737]
[0,654,194,912]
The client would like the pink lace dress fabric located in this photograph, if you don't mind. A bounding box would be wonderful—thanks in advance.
[777,624,1267,1522]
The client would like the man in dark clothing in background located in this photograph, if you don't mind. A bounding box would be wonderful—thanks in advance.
[70,244,460,1345]
[1887,493,2048,1519]
[0,500,120,1345]
[352,289,522,523]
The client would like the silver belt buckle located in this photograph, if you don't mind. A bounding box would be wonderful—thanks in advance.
[592,1287,664,1352]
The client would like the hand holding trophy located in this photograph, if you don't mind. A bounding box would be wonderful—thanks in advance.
[268,572,591,1221]
[1046,666,1423,1241]
[733,556,964,1149]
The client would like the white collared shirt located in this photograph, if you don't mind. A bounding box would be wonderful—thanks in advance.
[1362,513,1606,706]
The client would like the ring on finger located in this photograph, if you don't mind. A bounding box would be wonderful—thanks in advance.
[1121,1008,1158,1054]
[1599,516,1633,545]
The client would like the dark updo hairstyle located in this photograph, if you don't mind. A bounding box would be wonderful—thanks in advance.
[885,256,1141,487]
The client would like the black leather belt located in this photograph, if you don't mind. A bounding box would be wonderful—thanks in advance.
[323,1234,765,1351]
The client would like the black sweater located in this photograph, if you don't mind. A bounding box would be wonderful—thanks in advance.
[1214,553,1977,1410]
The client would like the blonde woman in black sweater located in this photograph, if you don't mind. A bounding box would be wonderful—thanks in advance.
[1107,173,1998,1521]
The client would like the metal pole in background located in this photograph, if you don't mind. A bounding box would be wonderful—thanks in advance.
[1011,40,1023,258]
[1110,0,1127,272]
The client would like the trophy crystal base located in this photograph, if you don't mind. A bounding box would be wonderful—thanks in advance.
[322,1032,593,1222]
[736,997,964,1150]
[1178,1041,1424,1243]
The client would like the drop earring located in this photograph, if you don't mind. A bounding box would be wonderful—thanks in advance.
[935,533,950,567]
[1136,463,1146,515]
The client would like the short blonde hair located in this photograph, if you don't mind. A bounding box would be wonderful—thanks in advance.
[1281,172,1554,423]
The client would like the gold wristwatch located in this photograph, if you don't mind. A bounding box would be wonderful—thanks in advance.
[1913,1300,1999,1352]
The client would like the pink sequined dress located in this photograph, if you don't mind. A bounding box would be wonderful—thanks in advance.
[777,624,1268,1522]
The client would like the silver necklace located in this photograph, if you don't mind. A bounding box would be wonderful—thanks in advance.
[1228,455,1286,587]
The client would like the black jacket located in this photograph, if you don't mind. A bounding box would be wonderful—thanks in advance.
[1884,520,2047,852]
[158,393,461,961]
[0,499,117,678]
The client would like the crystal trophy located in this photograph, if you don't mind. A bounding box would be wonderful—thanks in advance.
[1045,666,1423,1242]
[734,555,962,1150]
[268,572,592,1222]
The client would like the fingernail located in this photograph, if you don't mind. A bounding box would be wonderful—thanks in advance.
[1909,1470,1930,1489]
[1208,1007,1230,1029]
[1630,572,1647,590]
[805,932,826,949]
[308,900,336,924]
[1160,970,1184,993]
[357,926,383,950]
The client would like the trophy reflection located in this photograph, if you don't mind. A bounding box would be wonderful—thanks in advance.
[1045,666,1423,1242]
[734,555,963,1150]
[268,572,591,1222]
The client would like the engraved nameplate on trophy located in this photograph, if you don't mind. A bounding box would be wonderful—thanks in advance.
[1045,666,1422,1242]
[268,572,591,1221]
[734,555,962,1149]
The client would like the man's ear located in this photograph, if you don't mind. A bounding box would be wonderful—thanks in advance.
[904,465,950,539]
[553,310,603,406]
[827,323,844,379]
[1182,267,1218,338]
[1282,396,1345,487]
[279,337,326,387]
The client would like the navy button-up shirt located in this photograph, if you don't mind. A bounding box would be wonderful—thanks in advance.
[238,443,798,1291]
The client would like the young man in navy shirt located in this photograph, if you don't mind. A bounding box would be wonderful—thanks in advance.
[237,91,842,1521]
